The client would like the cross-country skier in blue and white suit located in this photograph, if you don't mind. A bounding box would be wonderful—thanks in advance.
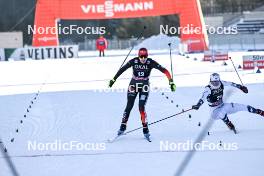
[192,73,264,133]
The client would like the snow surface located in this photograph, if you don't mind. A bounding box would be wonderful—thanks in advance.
[0,50,264,176]
[135,34,180,50]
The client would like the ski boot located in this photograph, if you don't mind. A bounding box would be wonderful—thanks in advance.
[225,121,237,134]
[117,115,129,136]
[222,115,237,134]
[117,123,126,136]
[143,123,151,142]
[256,109,264,117]
[248,106,264,117]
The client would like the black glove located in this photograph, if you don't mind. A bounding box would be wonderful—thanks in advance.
[192,104,200,110]
[192,99,203,110]
[240,85,248,94]
[108,79,116,88]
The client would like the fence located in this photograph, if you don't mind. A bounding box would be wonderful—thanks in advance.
[208,34,264,51]
[75,38,143,51]
[74,34,264,52]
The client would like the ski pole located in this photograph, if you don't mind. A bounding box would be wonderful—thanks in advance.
[168,43,174,80]
[174,88,234,176]
[117,26,147,70]
[0,138,20,176]
[229,57,244,85]
[124,108,193,135]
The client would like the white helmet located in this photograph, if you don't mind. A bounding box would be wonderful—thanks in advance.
[209,73,221,88]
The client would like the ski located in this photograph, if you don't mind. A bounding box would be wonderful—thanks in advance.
[144,136,152,142]
[232,128,238,134]
[107,134,124,143]
[107,134,152,143]
[144,134,152,142]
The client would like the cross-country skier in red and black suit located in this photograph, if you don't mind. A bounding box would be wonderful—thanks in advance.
[108,48,176,140]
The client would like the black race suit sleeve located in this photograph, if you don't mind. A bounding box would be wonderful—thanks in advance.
[113,60,133,80]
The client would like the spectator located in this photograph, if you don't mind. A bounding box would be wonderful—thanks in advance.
[96,36,108,57]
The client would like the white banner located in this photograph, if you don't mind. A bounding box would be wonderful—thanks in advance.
[0,48,5,61]
[204,50,228,61]
[179,42,188,55]
[9,45,79,60]
[0,32,23,48]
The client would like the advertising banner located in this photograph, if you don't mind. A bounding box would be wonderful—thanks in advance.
[33,0,208,52]
[203,50,228,61]
[243,55,264,70]
[8,45,78,60]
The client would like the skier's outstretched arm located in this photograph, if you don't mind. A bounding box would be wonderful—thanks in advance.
[152,60,176,92]
[109,61,132,87]
[192,87,211,110]
[222,81,248,93]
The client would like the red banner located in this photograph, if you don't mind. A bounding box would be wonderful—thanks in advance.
[33,0,208,52]
[243,55,264,69]
[203,50,228,61]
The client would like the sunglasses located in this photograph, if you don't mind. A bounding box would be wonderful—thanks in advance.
[210,81,220,86]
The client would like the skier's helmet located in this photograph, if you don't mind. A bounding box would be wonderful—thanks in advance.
[138,48,148,58]
[210,73,221,88]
